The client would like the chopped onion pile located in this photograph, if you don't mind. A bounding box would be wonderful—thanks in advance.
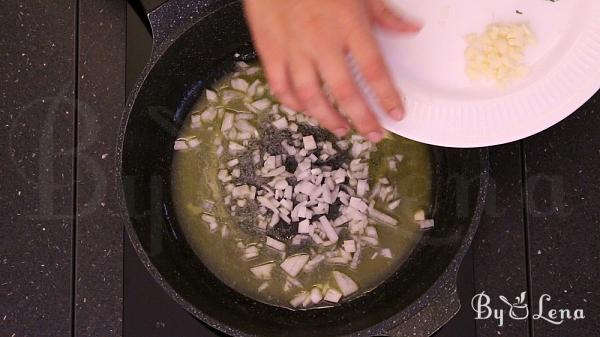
[465,22,535,86]
[178,61,434,308]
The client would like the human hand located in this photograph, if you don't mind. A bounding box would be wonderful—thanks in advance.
[243,0,421,142]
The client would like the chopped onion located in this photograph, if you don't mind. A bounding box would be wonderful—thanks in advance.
[243,245,259,260]
[272,117,288,130]
[350,244,361,269]
[365,226,378,239]
[286,276,303,288]
[302,293,313,307]
[280,254,310,277]
[205,89,218,103]
[235,119,255,133]
[174,140,188,151]
[356,180,369,197]
[266,236,286,251]
[319,216,339,243]
[388,199,401,210]
[221,112,234,133]
[323,288,343,303]
[258,282,269,292]
[302,135,317,151]
[303,254,325,273]
[231,78,249,92]
[418,219,435,230]
[221,225,229,238]
[326,257,350,265]
[414,209,425,221]
[228,142,246,152]
[200,107,217,122]
[247,79,261,97]
[349,197,368,213]
[360,236,379,247]
[310,287,323,304]
[250,262,275,280]
[264,166,286,177]
[369,208,398,226]
[298,219,311,234]
[332,271,359,296]
[280,105,297,115]
[290,292,308,308]
[343,240,357,253]
[252,98,271,111]
[380,248,393,258]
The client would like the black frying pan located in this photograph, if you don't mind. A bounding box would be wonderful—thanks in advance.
[117,1,490,336]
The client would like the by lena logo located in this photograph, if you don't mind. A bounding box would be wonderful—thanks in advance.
[471,291,585,327]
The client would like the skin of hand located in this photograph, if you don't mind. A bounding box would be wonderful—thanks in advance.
[243,0,421,142]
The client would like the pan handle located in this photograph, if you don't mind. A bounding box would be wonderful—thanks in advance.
[128,0,240,51]
[383,280,461,337]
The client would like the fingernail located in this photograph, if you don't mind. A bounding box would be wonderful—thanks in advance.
[389,108,404,120]
[367,131,384,143]
[334,128,349,138]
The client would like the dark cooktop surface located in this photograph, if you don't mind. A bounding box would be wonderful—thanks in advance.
[2,2,598,337]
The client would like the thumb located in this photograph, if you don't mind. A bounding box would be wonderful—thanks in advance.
[366,0,422,33]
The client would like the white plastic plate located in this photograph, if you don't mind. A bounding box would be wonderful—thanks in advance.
[362,0,600,147]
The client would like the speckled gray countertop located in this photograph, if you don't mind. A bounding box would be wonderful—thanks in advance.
[1,1,598,337]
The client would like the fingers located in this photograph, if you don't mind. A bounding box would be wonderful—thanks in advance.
[253,37,304,111]
[264,61,304,112]
[316,49,384,143]
[366,0,422,33]
[348,28,405,120]
[243,1,303,111]
[289,53,349,136]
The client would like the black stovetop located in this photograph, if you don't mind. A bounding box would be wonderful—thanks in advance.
[2,2,598,337]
